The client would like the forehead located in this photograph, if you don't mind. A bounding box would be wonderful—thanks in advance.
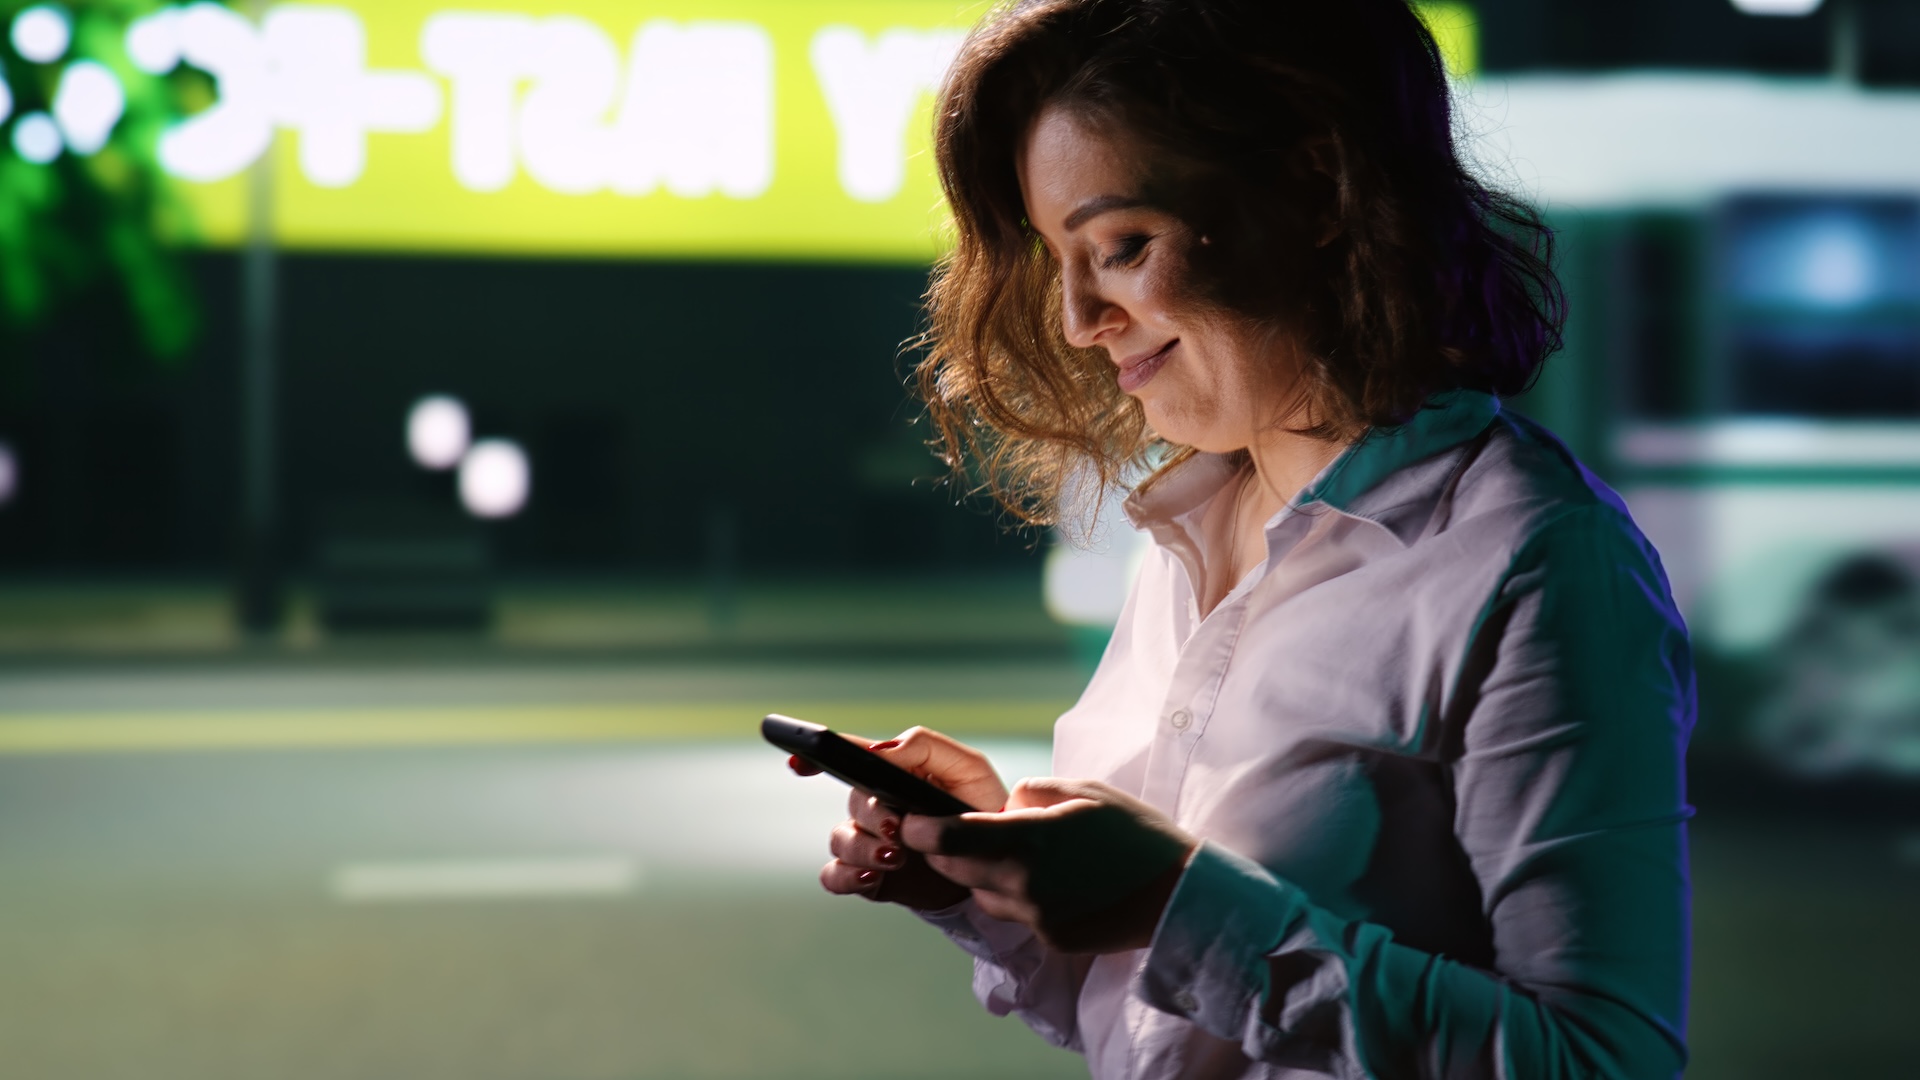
[1017,106,1146,227]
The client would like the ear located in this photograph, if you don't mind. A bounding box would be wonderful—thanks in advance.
[1297,136,1345,247]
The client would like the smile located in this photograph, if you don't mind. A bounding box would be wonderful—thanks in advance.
[1116,340,1176,393]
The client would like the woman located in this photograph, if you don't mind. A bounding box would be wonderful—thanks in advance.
[803,1,1693,1077]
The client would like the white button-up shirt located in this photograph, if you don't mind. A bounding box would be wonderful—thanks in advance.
[925,391,1693,1079]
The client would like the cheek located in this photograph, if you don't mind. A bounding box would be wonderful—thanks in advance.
[1168,331,1242,405]
[1144,330,1271,447]
[1141,352,1227,438]
[1122,242,1198,331]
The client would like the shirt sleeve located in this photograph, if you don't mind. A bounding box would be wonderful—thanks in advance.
[918,897,1094,1052]
[1137,503,1695,1079]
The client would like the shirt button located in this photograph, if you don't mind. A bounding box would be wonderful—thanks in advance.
[1169,708,1193,731]
[1173,989,1200,1012]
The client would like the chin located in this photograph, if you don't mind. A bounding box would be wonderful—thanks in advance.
[1143,400,1237,455]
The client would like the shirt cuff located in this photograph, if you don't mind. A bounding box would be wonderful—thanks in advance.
[1138,840,1308,1034]
[918,896,1079,1049]
[916,895,1038,965]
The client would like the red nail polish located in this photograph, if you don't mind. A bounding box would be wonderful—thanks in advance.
[868,739,902,752]
[879,819,899,840]
[857,869,879,885]
[877,847,901,866]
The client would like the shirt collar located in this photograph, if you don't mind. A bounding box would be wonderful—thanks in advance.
[1124,389,1501,550]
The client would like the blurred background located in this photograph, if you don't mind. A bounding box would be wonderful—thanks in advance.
[0,1,1916,1077]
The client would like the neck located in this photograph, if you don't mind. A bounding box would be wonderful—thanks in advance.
[1242,426,1350,517]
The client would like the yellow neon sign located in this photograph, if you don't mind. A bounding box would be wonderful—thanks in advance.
[153,1,977,260]
[109,1,1475,261]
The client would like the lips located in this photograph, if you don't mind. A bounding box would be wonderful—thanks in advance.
[1115,340,1176,393]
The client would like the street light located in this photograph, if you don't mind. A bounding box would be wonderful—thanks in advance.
[0,441,17,509]
[1728,0,1824,14]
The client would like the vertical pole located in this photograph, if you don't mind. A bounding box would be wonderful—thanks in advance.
[235,0,282,637]
[706,500,738,636]
[1831,0,1860,85]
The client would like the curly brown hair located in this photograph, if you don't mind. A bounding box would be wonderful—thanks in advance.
[916,0,1565,529]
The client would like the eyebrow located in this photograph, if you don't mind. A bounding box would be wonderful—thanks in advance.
[1062,195,1150,232]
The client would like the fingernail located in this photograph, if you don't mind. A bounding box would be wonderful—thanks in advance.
[877,847,902,866]
[868,739,902,752]
[787,755,817,776]
[856,869,880,885]
[879,819,899,840]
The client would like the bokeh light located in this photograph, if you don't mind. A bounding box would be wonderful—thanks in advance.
[124,8,184,75]
[52,61,126,155]
[10,4,71,64]
[406,394,470,470]
[11,112,62,164]
[457,438,530,519]
[0,441,16,508]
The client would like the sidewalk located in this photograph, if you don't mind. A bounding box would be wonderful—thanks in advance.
[0,573,1074,660]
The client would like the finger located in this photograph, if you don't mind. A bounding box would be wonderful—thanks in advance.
[899,804,1074,856]
[898,810,975,856]
[924,851,1025,894]
[873,727,1008,811]
[970,886,1038,927]
[819,859,886,898]
[829,820,908,871]
[847,789,901,841]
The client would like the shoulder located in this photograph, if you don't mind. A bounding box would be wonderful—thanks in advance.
[1445,411,1682,626]
[1447,411,1648,554]
[1452,411,1623,525]
[1412,410,1678,627]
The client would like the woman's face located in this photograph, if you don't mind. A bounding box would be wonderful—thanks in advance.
[1017,105,1295,454]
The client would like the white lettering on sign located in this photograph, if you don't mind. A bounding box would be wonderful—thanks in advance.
[136,5,944,205]
[150,2,439,186]
[811,26,963,203]
[517,16,624,196]
[158,3,272,182]
[609,21,773,199]
[420,12,534,192]
[424,15,771,198]
[267,5,441,187]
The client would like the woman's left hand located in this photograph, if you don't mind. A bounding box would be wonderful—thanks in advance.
[898,778,1199,954]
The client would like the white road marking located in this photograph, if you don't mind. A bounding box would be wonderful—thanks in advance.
[330,856,642,903]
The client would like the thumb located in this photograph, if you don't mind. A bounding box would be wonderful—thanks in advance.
[1004,776,1105,811]
[899,804,1067,856]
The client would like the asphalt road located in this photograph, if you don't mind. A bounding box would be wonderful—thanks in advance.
[0,737,1075,1080]
[0,659,1914,1079]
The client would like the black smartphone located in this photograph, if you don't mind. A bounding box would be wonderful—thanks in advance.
[761,714,975,816]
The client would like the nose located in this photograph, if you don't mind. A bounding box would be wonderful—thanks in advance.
[1059,261,1126,349]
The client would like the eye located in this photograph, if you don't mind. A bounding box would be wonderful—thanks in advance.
[1100,234,1150,270]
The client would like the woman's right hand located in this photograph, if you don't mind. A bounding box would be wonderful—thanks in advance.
[809,726,1009,911]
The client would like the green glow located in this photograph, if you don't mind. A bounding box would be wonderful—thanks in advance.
[0,0,196,358]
